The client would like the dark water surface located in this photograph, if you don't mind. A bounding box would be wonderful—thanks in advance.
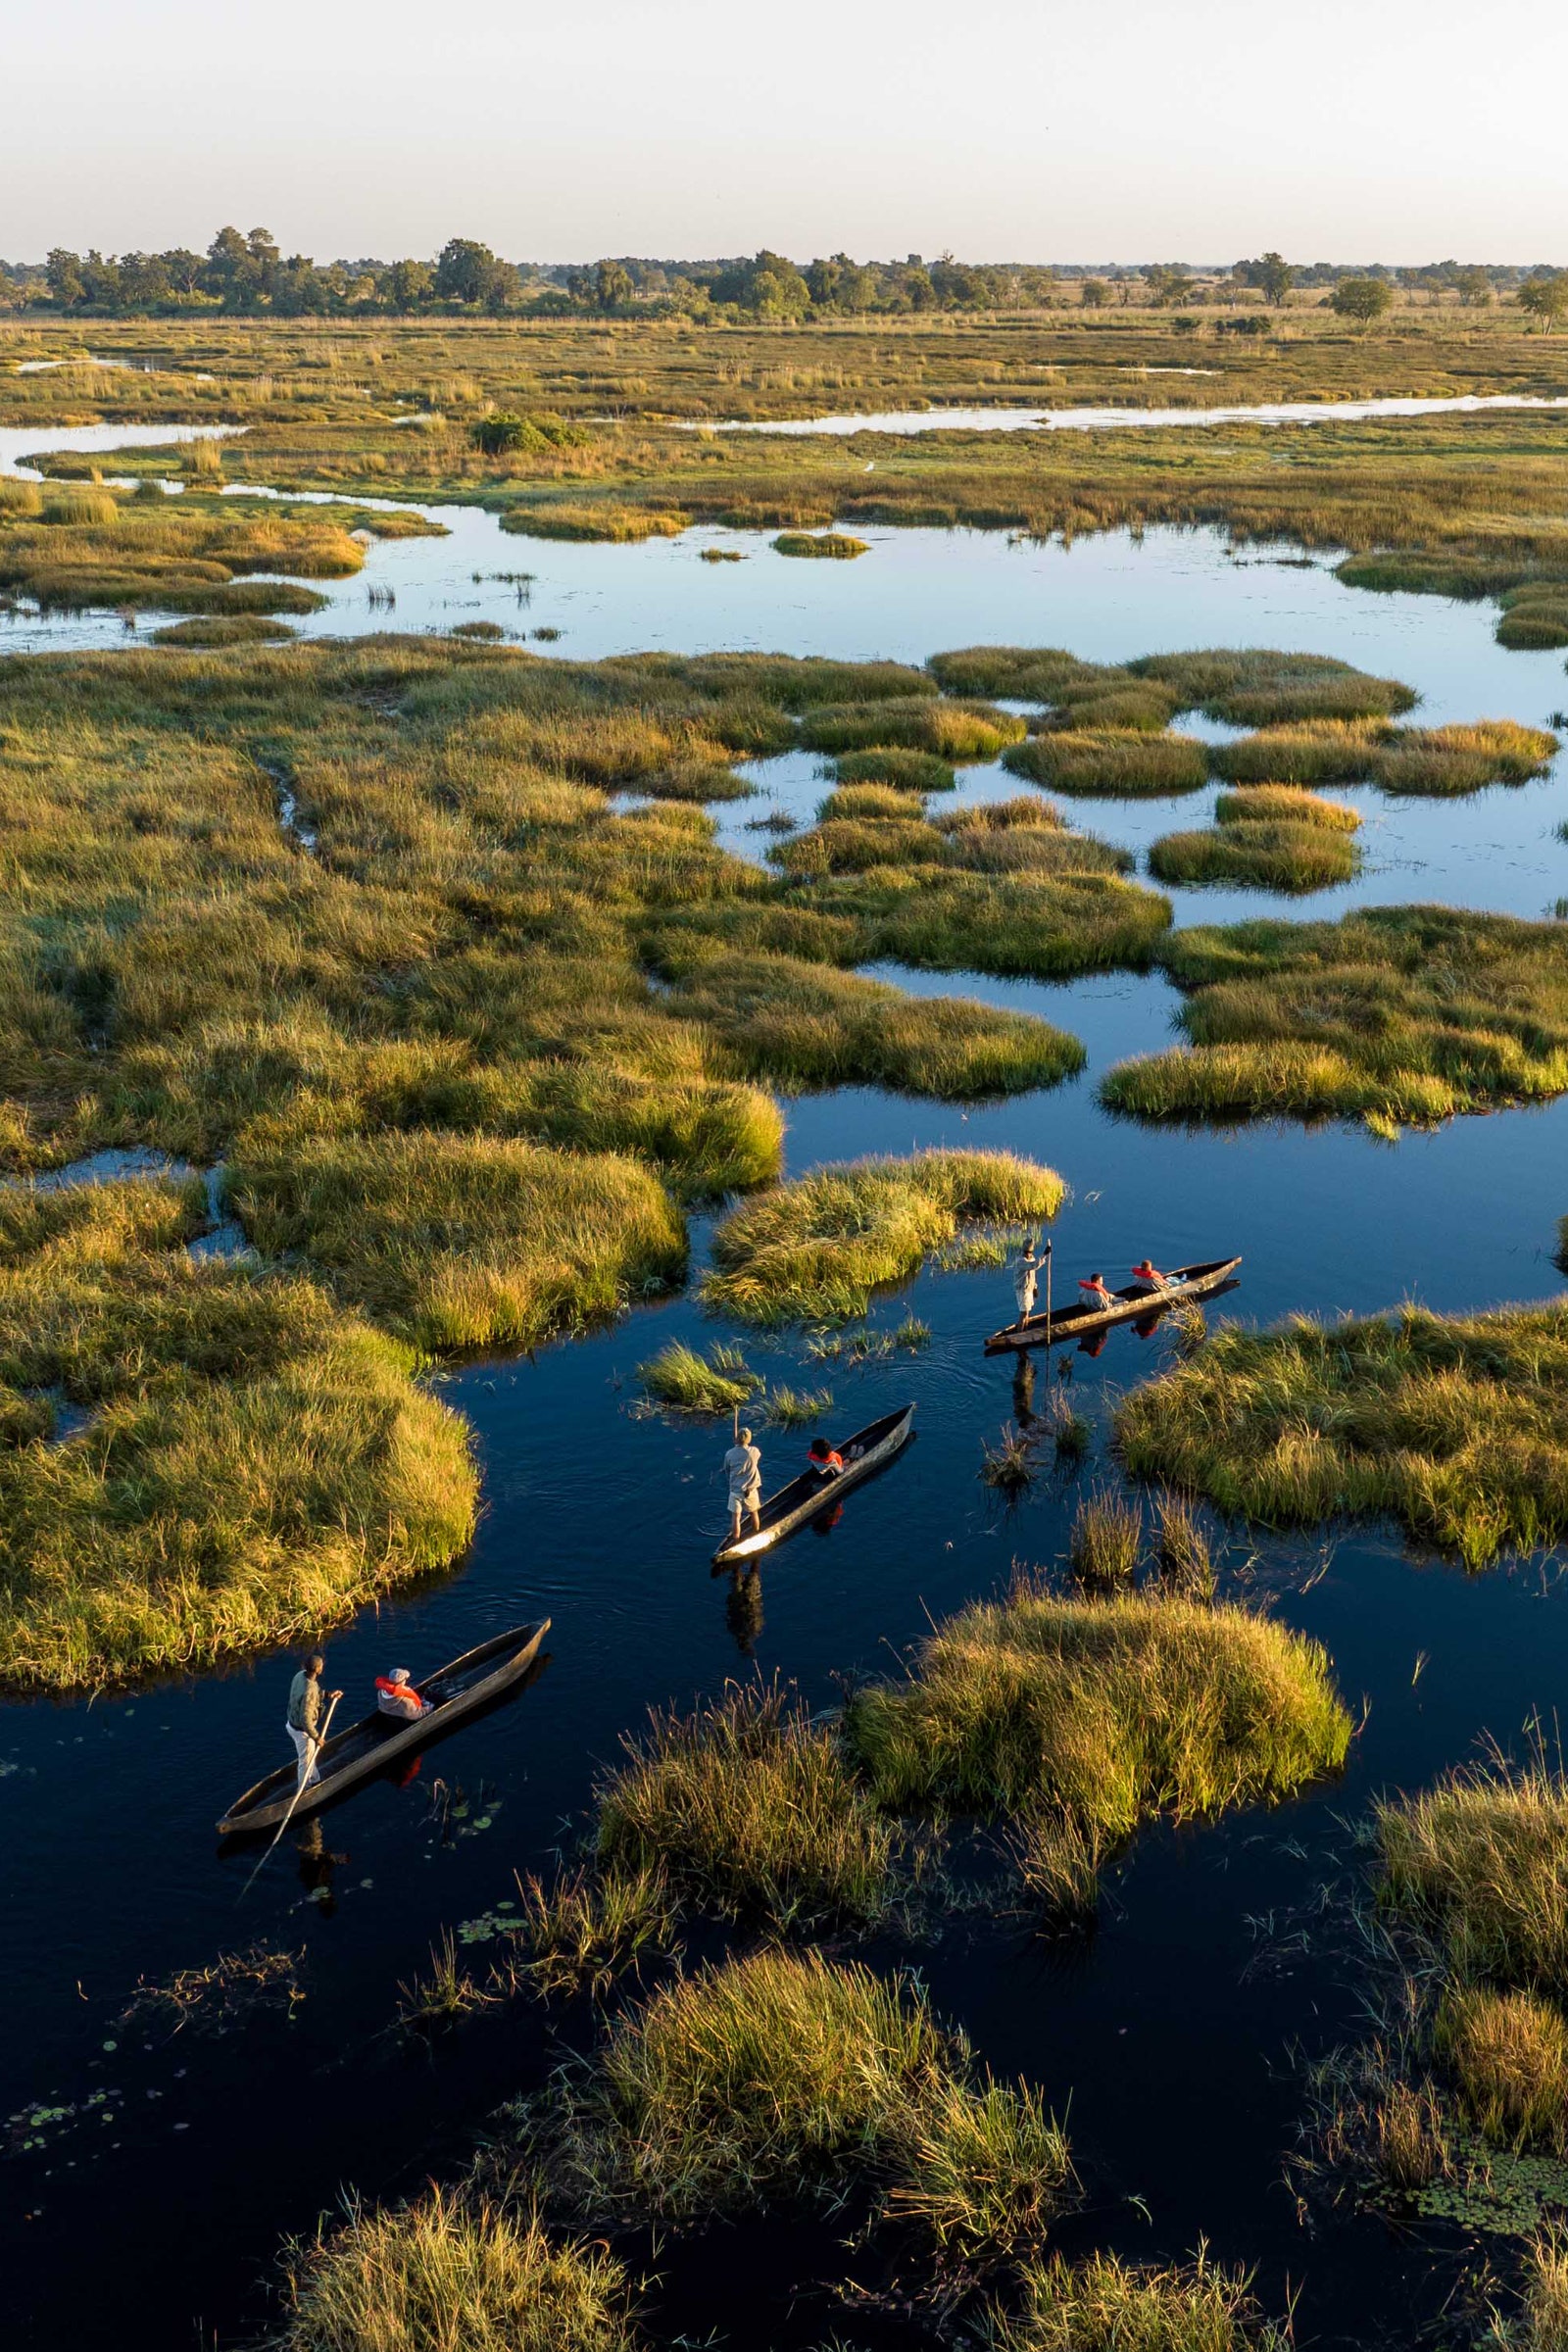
[2,433,1568,2347]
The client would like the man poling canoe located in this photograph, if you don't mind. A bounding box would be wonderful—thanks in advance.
[723,1424,763,1545]
[285,1651,342,1790]
[1012,1238,1039,1322]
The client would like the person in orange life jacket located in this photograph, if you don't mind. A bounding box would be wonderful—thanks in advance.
[1131,1257,1170,1290]
[375,1666,427,1721]
[1078,1272,1117,1309]
[808,1438,845,1481]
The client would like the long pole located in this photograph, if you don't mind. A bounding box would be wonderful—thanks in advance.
[1043,1235,1053,1341]
[240,1691,341,1898]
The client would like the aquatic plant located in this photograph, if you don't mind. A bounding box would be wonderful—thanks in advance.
[635,1339,760,1413]
[1004,730,1209,797]
[1127,647,1416,725]
[595,1681,895,1927]
[832,748,957,792]
[1117,1299,1568,1567]
[702,1149,1064,1324]
[1436,1987,1568,2150]
[1212,716,1557,794]
[845,1579,1349,1831]
[1377,1762,1568,1988]
[1149,798,1361,892]
[988,2249,1295,2352]
[276,2184,636,2352]
[512,1864,678,2002]
[1068,1493,1144,1587]
[772,530,868,558]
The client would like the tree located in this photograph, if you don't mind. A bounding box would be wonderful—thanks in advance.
[593,259,633,311]
[1236,252,1295,305]
[1332,275,1394,324]
[160,248,206,298]
[1518,273,1568,333]
[1080,277,1108,309]
[1455,267,1494,308]
[45,248,86,306]
[434,237,505,305]
[383,258,434,310]
[1144,264,1193,308]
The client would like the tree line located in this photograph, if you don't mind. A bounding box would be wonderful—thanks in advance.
[1,231,1562,324]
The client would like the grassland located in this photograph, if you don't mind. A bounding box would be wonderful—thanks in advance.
[702,1149,1063,1323]
[1116,1299,1568,1567]
[1101,906,1568,1133]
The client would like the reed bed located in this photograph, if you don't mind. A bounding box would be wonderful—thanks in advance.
[1102,904,1568,1130]
[702,1149,1063,1324]
[0,1178,476,1692]
[276,2185,636,2352]
[1116,1300,1568,1567]
[595,1682,895,1927]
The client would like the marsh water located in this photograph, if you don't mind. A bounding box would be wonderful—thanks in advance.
[3,421,1568,2347]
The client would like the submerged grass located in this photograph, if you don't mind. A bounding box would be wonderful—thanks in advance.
[703,1149,1063,1324]
[1117,1299,1568,1567]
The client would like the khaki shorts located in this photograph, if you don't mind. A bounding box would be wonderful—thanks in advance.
[729,1485,761,1514]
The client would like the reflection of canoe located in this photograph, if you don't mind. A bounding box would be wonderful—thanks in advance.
[216,1620,552,1837]
[712,1405,915,1566]
[984,1258,1243,1355]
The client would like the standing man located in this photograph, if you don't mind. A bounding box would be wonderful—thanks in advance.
[286,1651,341,1789]
[724,1424,763,1546]
[1013,1237,1040,1324]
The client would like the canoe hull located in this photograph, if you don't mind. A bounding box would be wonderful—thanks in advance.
[217,1619,551,1838]
[984,1258,1242,1354]
[712,1404,915,1566]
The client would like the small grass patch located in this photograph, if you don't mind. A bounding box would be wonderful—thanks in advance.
[772,531,868,559]
[1117,1299,1568,1568]
[513,1864,678,2002]
[1377,1762,1568,1989]
[1213,717,1557,794]
[1068,1493,1144,1587]
[801,701,1024,760]
[276,2184,636,2352]
[990,2250,1293,2352]
[703,1149,1063,1325]
[1128,647,1416,725]
[635,1340,760,1414]
[1150,791,1362,892]
[500,502,687,542]
[1004,731,1209,797]
[595,1681,895,1928]
[832,748,957,792]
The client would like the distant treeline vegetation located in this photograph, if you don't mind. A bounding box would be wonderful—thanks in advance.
[1,231,1563,322]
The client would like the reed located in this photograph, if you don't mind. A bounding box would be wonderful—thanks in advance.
[1491,2227,1568,2351]
[1068,1493,1144,1587]
[513,1863,678,2001]
[275,2185,635,2352]
[1376,1761,1568,1987]
[702,1149,1063,1324]
[636,1340,760,1413]
[1117,1300,1568,1567]
[1435,1986,1568,2149]
[594,1681,895,1927]
[884,2073,1074,2259]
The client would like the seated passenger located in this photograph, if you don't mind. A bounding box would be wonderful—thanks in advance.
[808,1438,845,1480]
[1078,1272,1117,1309]
[1131,1257,1170,1290]
[375,1666,427,1721]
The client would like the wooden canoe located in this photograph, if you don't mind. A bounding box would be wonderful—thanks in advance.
[983,1257,1242,1354]
[712,1404,915,1566]
[217,1619,551,1837]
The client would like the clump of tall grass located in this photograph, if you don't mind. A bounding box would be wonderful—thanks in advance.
[1488,2225,1568,2350]
[801,701,1025,760]
[227,1132,689,1353]
[1212,784,1361,830]
[500,502,688,541]
[981,1422,1042,1492]
[1004,731,1209,796]
[845,866,1173,980]
[765,1383,833,1424]
[1149,811,1360,893]
[989,2249,1295,2352]
[512,1863,678,2001]
[703,1149,1063,1324]
[1128,647,1416,725]
[151,614,297,648]
[816,782,922,822]
[772,531,868,559]
[884,2074,1074,2259]
[275,2184,636,2352]
[396,1931,494,2030]
[1213,717,1557,794]
[1068,1492,1143,1586]
[636,1340,759,1413]
[1436,1986,1568,2149]
[1116,1300,1568,1568]
[595,1681,895,1928]
[1377,1760,1568,1987]
[664,953,1085,1101]
[845,1579,1348,1832]
[1154,1493,1218,1598]
[833,748,957,792]
[1497,583,1568,651]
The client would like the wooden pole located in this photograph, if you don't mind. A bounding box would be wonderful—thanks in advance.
[1044,1235,1053,1341]
[240,1690,341,1898]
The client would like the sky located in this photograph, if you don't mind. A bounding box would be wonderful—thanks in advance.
[4,0,1564,266]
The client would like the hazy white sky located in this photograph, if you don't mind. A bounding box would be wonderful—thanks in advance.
[4,0,1563,264]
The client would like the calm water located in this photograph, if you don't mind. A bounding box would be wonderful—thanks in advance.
[2,425,1568,2348]
[705,393,1568,434]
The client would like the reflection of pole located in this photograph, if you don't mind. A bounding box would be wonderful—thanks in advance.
[1044,1235,1053,1343]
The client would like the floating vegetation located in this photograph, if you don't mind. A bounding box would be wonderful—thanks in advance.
[119,1944,305,2039]
[396,1932,495,2031]
[635,1340,760,1414]
[764,1383,834,1425]
[512,1864,679,2002]
[772,531,869,559]
[1117,1299,1568,1567]
[703,1150,1063,1325]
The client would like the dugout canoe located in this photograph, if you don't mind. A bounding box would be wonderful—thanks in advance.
[217,1619,552,1837]
[983,1257,1242,1355]
[712,1404,915,1566]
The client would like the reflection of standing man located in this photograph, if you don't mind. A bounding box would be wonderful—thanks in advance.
[1013,1238,1039,1324]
